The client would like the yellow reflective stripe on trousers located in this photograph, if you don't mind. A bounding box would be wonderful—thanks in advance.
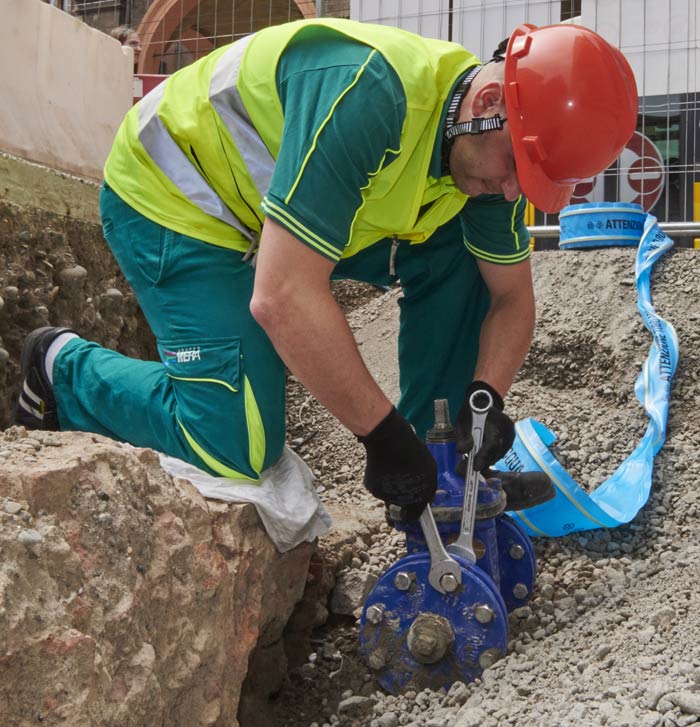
[177,419,259,482]
[166,374,238,394]
[244,373,265,474]
[175,373,265,480]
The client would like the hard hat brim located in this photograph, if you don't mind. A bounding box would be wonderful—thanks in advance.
[511,141,576,214]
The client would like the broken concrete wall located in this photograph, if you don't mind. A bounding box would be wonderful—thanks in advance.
[0,427,314,727]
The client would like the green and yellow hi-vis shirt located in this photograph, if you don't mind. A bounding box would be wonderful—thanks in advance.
[263,27,530,266]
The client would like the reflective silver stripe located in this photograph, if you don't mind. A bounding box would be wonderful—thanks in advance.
[209,33,274,199]
[137,67,256,243]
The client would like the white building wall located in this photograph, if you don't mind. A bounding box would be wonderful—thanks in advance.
[583,0,699,99]
[351,0,700,97]
[350,0,451,40]
[450,0,561,63]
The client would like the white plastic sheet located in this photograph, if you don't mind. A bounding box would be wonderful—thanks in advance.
[159,446,332,553]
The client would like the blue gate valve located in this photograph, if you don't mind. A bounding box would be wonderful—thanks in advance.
[360,398,538,693]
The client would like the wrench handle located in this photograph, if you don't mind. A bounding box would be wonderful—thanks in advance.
[419,505,463,594]
[448,390,493,563]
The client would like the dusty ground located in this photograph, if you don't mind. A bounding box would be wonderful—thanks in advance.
[271,247,700,727]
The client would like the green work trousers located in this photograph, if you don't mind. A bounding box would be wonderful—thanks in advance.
[53,183,488,479]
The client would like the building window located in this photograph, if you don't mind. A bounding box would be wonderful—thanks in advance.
[561,0,582,21]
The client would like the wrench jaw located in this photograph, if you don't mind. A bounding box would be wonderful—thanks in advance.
[468,389,493,415]
[426,559,462,594]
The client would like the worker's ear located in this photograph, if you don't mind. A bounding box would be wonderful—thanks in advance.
[471,80,505,116]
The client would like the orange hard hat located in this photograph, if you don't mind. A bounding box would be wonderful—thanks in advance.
[503,23,638,213]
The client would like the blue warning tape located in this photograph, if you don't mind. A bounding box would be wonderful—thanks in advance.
[558,201,646,249]
[498,213,679,537]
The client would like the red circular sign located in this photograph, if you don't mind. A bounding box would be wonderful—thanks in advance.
[571,131,665,212]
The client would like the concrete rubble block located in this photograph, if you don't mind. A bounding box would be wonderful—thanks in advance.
[0,428,313,727]
[329,568,379,617]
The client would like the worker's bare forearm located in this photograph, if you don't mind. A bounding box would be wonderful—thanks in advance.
[474,258,536,398]
[251,219,392,436]
[255,290,392,435]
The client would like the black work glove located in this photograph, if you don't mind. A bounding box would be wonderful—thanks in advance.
[358,407,437,523]
[455,381,515,474]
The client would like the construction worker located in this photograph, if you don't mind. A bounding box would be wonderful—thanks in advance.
[16,19,637,521]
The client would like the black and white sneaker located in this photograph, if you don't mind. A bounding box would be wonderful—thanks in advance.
[15,326,77,430]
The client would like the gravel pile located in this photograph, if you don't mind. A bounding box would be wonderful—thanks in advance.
[273,247,700,727]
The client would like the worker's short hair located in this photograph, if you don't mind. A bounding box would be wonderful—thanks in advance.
[491,36,509,62]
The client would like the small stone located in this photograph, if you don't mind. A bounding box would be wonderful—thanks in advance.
[17,529,43,545]
[650,606,676,628]
[668,691,700,716]
[643,679,671,709]
[58,265,88,284]
[337,695,375,715]
[454,706,487,727]
[329,570,378,616]
[102,287,123,301]
[376,713,399,727]
[3,500,23,515]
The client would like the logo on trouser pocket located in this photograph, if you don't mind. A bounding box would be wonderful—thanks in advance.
[164,347,202,365]
[158,337,240,392]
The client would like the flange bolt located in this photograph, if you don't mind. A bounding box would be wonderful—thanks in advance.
[509,544,525,560]
[478,647,503,669]
[394,571,415,591]
[474,603,495,624]
[440,573,459,593]
[513,582,529,599]
[367,648,387,671]
[365,604,385,625]
[407,613,455,665]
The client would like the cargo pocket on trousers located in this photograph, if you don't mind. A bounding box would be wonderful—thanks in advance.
[158,336,241,393]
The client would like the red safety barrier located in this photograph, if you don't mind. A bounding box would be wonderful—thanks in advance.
[133,74,169,105]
